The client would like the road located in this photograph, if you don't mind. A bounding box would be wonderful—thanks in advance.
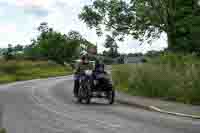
[0,76,199,133]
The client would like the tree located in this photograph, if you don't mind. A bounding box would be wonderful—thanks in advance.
[79,0,199,52]
[24,22,95,64]
[24,40,43,59]
[173,0,200,52]
[36,25,77,64]
[67,30,83,41]
[37,22,49,33]
[128,53,143,57]
[3,44,14,60]
[14,44,23,52]
[67,30,96,54]
[104,35,119,58]
[0,48,6,56]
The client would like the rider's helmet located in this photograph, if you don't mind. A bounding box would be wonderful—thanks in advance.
[80,53,89,63]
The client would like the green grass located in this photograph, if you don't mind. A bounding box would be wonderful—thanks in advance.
[0,128,6,133]
[112,53,200,105]
[0,59,73,84]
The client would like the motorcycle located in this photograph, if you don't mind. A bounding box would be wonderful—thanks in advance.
[75,70,115,104]
[77,70,93,104]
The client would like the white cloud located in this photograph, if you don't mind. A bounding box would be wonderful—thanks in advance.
[0,24,17,47]
[14,0,51,8]
[0,24,17,33]
[117,33,167,54]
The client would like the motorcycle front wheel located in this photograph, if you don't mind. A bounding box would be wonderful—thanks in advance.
[78,81,91,104]
[85,81,91,104]
[107,90,115,104]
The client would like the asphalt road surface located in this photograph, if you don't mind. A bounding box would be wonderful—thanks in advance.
[0,76,199,133]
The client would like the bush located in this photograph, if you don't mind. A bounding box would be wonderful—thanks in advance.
[0,60,20,74]
[112,53,200,105]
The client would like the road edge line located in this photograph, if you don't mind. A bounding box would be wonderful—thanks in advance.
[116,99,200,119]
[149,106,200,119]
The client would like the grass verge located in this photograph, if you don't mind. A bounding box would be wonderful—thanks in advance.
[0,128,6,133]
[112,53,200,105]
[0,60,73,84]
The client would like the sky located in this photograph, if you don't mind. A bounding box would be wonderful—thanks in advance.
[0,0,167,53]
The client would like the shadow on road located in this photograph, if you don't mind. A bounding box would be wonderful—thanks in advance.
[73,99,117,107]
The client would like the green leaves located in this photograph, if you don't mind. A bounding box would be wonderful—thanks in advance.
[79,6,103,28]
[79,0,200,53]
[104,35,119,58]
[79,0,163,44]
[25,22,95,64]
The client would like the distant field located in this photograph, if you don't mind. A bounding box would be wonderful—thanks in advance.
[0,59,72,84]
[0,128,6,133]
[112,54,200,105]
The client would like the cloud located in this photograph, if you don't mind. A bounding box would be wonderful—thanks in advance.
[23,6,49,17]
[0,0,50,17]
[0,24,17,33]
[16,0,50,17]
[16,0,49,8]
[116,33,167,54]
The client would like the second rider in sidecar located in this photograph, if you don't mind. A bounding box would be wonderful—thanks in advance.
[91,59,115,104]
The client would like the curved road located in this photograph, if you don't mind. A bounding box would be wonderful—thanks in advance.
[0,76,199,133]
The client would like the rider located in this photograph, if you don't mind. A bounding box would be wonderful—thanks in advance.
[92,57,107,89]
[94,57,105,73]
[73,54,93,97]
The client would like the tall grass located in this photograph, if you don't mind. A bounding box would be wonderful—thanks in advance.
[0,129,6,133]
[0,128,6,133]
[0,60,72,84]
[112,53,200,105]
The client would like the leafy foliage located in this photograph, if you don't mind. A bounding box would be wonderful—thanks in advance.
[14,44,23,51]
[104,35,119,58]
[79,0,200,52]
[0,48,6,56]
[24,22,95,64]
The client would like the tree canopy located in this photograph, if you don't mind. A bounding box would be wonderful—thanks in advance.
[104,35,119,58]
[24,22,95,64]
[79,0,200,53]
